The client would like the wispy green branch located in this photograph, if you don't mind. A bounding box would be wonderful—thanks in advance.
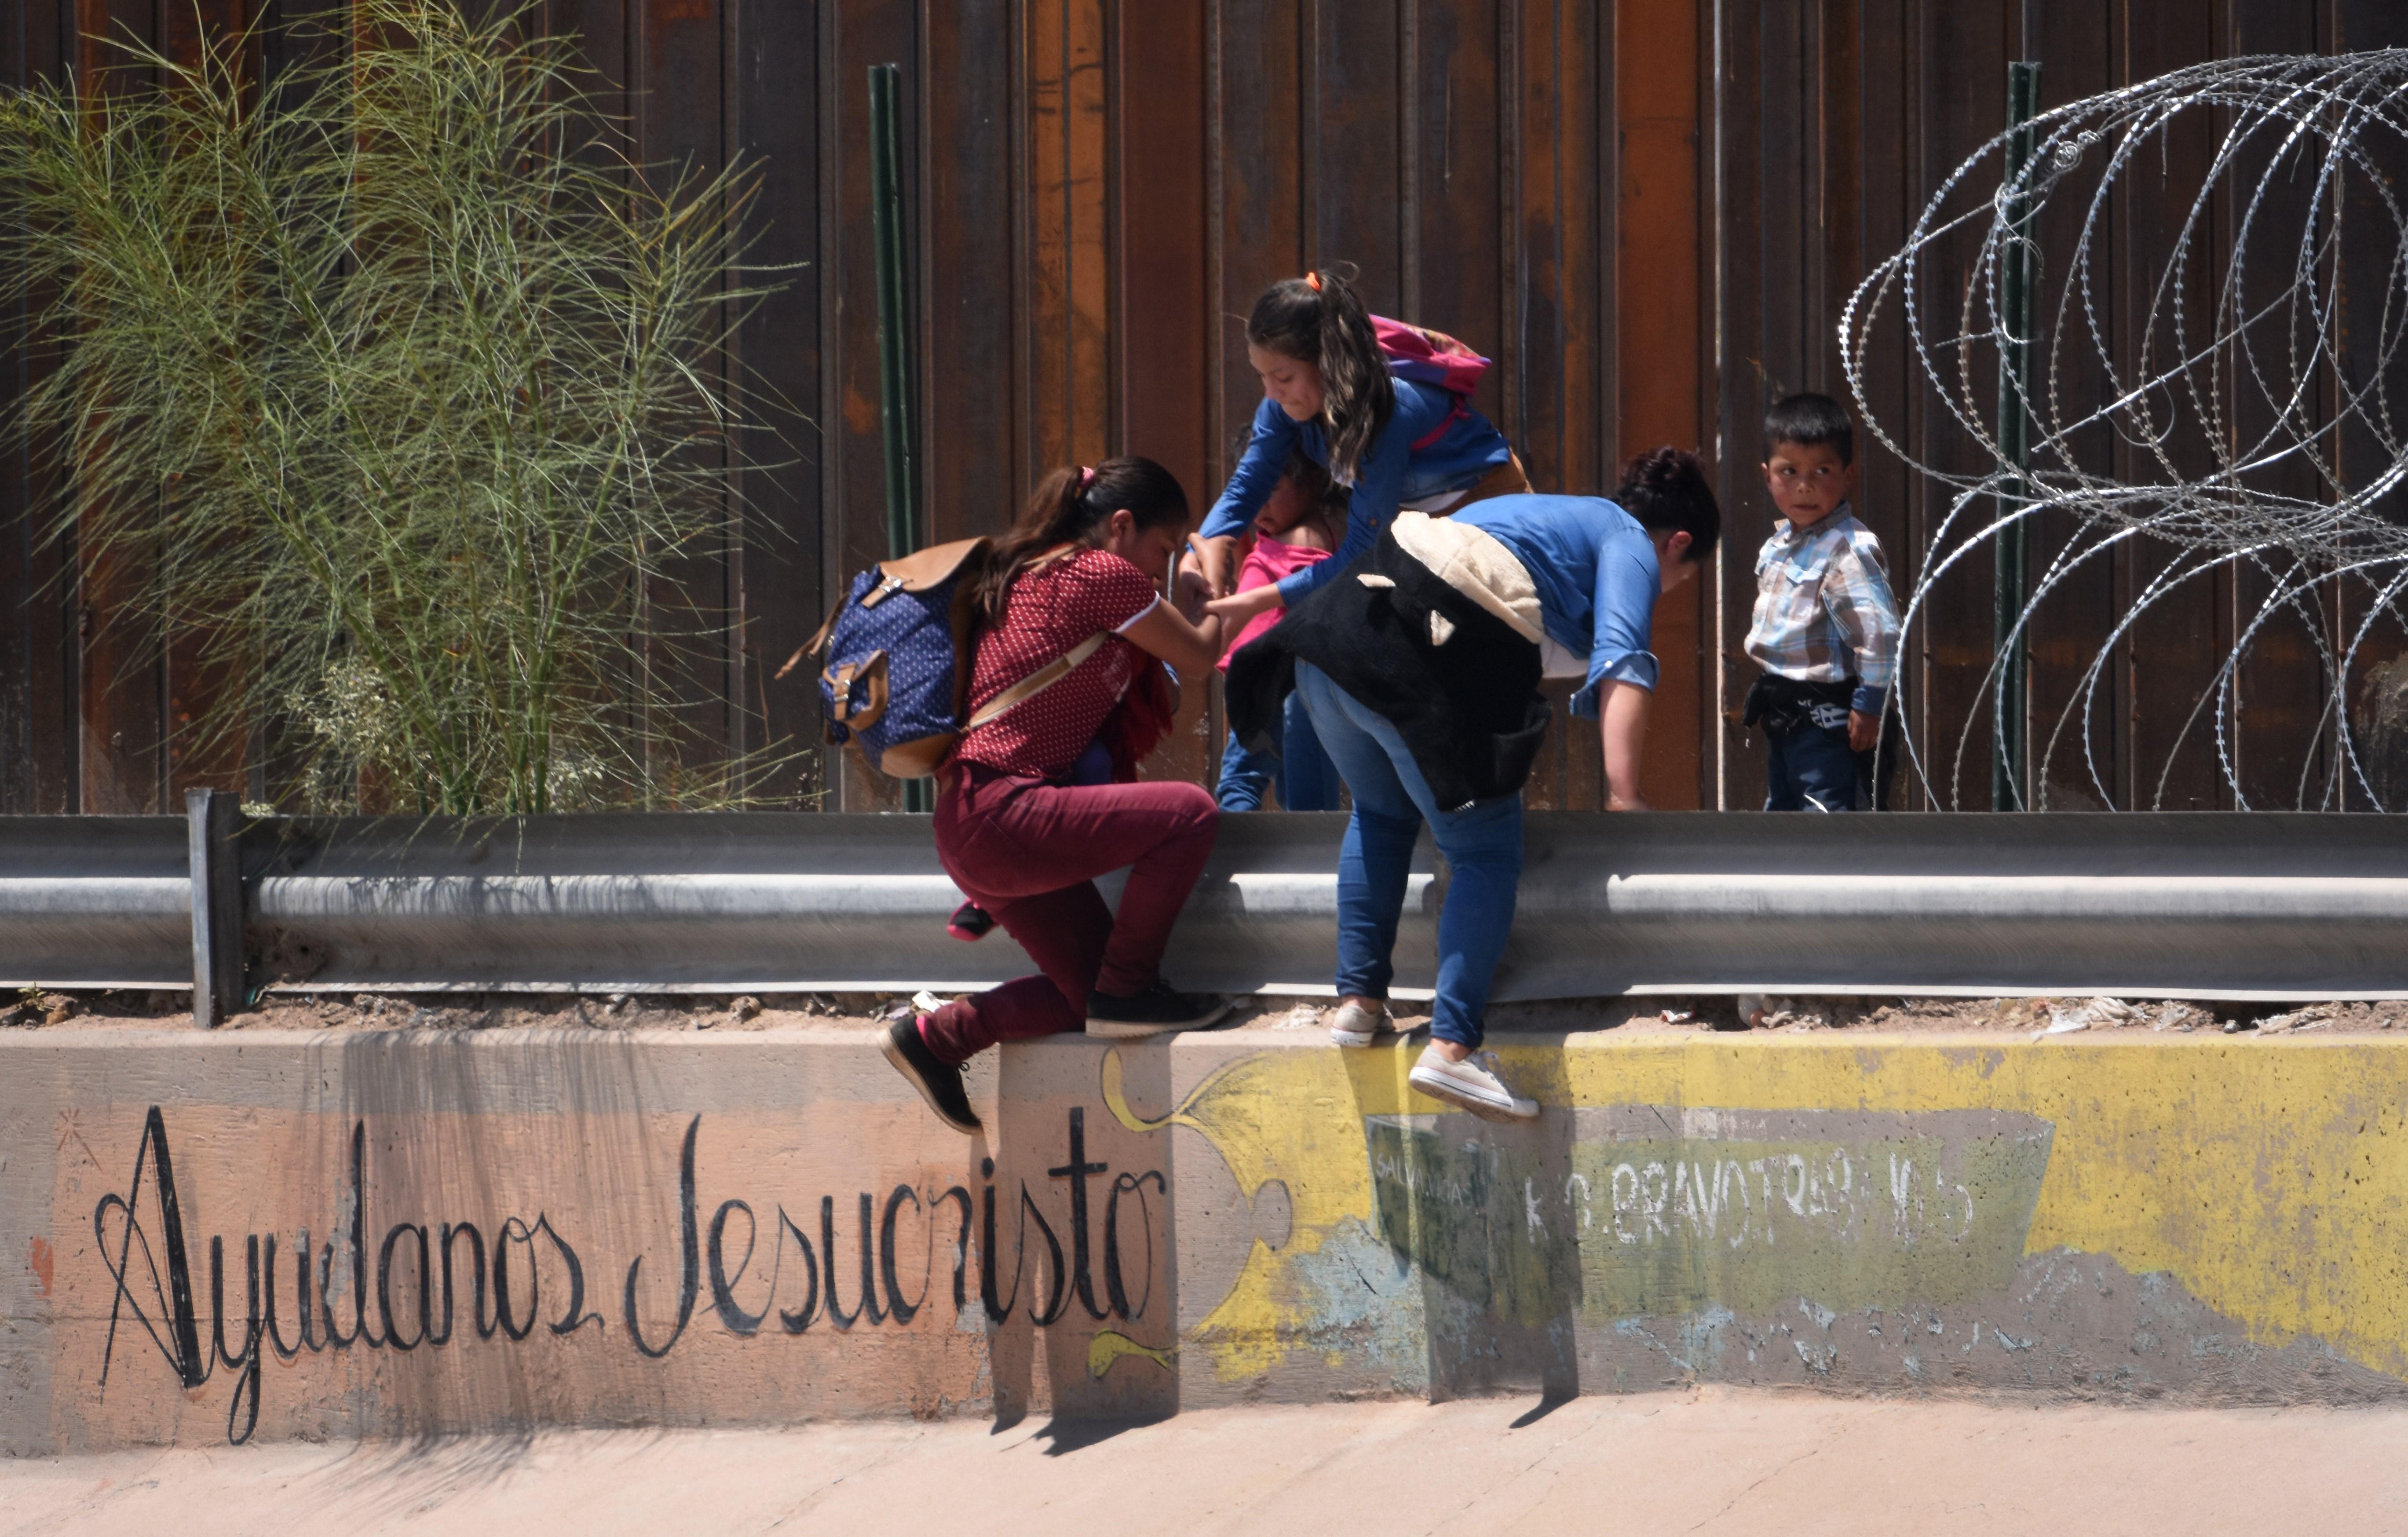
[0,0,789,813]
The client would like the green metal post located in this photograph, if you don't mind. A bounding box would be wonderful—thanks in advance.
[1993,61,2040,812]
[867,64,932,812]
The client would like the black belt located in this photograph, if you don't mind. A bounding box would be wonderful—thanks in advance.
[1743,672,1857,737]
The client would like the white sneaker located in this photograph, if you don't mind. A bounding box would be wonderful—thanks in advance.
[1407,1044,1539,1121]
[1328,998,1395,1048]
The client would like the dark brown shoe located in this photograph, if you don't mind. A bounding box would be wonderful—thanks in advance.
[1086,982,1231,1039]
[881,1017,982,1135]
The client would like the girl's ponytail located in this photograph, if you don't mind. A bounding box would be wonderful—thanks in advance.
[977,456,1190,621]
[1246,264,1395,487]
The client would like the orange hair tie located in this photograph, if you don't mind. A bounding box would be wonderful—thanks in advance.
[1305,271,1323,292]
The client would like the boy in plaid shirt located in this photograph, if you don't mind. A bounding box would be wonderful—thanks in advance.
[1742,393,1902,811]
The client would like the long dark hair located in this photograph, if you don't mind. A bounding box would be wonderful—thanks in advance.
[1246,263,1394,489]
[976,456,1189,621]
[1283,449,1349,540]
[1615,447,1722,564]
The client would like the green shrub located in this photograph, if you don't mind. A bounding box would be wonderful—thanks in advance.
[0,0,782,812]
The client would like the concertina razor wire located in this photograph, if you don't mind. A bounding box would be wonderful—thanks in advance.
[1843,51,2408,810]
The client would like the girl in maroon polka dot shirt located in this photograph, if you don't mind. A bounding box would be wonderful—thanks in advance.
[881,458,1236,1135]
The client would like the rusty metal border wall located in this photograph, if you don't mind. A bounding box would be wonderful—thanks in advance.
[18,4,2408,819]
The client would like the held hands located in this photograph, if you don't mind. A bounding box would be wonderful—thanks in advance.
[1180,534,1241,601]
[1173,564,1215,624]
[1203,584,1285,628]
[1848,708,1880,753]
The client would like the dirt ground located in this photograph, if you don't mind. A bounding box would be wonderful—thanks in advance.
[5,1390,2406,1536]
[6,985,2403,1039]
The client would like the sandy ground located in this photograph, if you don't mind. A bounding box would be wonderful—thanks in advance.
[5,986,2404,1039]
[5,1390,2406,1535]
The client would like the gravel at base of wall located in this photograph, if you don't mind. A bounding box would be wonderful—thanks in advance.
[7,988,2404,1037]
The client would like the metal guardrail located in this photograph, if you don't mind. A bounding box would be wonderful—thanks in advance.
[3,795,2405,1014]
[0,814,190,990]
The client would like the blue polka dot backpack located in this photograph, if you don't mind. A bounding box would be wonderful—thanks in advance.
[785,538,992,779]
[788,539,1105,779]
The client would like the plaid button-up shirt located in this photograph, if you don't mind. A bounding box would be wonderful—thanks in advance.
[1744,505,1901,713]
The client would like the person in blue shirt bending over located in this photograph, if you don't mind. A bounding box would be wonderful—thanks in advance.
[1180,264,1528,621]
[1220,449,1721,1121]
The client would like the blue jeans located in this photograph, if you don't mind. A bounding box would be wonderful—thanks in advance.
[1765,724,1859,811]
[1294,662,1522,1048]
[1216,690,1339,811]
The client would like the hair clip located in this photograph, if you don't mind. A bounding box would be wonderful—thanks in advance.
[1077,465,1098,491]
[1305,271,1323,292]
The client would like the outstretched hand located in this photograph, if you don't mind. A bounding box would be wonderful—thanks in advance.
[1204,584,1285,628]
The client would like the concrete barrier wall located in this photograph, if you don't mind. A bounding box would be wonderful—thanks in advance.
[7,1026,2408,1453]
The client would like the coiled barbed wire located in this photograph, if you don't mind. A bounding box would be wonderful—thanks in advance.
[1843,51,2408,810]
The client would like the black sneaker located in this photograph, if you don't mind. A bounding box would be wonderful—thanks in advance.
[1085,982,1231,1039]
[881,1017,982,1135]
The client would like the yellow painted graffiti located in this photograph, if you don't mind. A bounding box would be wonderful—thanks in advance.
[1115,1036,2408,1387]
[1556,1038,2408,1378]
[1104,1043,1432,1377]
[1088,1329,1175,1377]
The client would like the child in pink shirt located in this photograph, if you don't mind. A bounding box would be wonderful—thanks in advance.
[1216,455,1344,810]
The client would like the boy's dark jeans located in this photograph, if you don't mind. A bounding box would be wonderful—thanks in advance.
[1765,724,1860,811]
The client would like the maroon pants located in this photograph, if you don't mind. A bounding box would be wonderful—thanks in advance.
[921,763,1220,1064]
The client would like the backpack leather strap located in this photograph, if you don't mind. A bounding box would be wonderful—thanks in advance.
[779,604,844,680]
[963,632,1107,731]
[823,651,890,734]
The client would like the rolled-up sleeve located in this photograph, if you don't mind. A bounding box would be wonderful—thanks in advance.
[1273,413,1410,606]
[1201,399,1301,541]
[1570,529,1661,719]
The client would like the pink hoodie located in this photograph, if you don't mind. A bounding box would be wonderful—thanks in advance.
[1219,537,1330,668]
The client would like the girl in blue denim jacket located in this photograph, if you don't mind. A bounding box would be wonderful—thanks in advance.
[1183,266,1525,625]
